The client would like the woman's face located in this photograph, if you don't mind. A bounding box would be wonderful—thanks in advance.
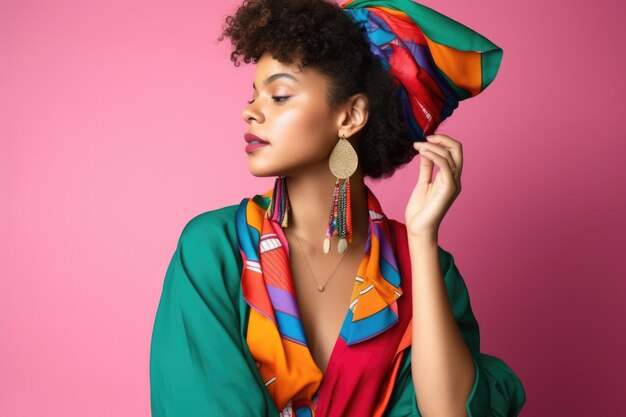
[242,51,342,177]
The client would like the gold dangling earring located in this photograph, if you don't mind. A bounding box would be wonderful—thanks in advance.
[324,133,358,254]
[265,175,292,228]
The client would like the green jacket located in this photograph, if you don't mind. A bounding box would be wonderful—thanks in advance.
[150,204,526,416]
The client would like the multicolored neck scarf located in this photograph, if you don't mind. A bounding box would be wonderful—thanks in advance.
[235,185,415,416]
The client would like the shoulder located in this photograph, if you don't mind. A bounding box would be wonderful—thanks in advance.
[182,203,239,236]
[173,203,243,301]
[175,203,242,274]
[179,203,239,248]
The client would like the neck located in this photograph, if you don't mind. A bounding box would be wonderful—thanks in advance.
[283,167,369,250]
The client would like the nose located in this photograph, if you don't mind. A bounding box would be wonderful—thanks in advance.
[242,102,264,124]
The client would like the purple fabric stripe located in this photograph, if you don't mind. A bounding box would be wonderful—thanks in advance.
[373,222,399,272]
[405,41,439,82]
[266,284,300,318]
[405,39,457,102]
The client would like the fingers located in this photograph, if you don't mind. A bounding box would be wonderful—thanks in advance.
[425,134,463,177]
[417,147,457,184]
[412,134,462,186]
[416,146,434,185]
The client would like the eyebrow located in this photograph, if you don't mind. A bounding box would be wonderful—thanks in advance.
[253,73,299,90]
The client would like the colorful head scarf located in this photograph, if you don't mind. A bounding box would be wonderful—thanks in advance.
[236,185,414,416]
[340,0,504,142]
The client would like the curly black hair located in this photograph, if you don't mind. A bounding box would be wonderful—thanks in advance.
[217,0,418,180]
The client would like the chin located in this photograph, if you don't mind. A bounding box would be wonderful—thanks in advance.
[248,161,279,178]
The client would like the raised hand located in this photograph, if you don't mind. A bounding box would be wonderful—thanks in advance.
[404,134,463,238]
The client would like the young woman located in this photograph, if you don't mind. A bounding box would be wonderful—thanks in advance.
[150,1,526,416]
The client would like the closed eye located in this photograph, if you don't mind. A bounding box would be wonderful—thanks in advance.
[247,96,291,104]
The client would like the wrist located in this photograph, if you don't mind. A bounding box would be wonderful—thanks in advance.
[407,231,438,249]
[405,225,439,242]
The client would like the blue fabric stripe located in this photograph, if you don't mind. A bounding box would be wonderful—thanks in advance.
[380,256,401,287]
[340,306,399,345]
[235,198,260,262]
[295,406,313,417]
[275,310,308,345]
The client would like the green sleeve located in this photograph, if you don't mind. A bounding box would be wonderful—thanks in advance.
[384,246,527,417]
[149,205,277,416]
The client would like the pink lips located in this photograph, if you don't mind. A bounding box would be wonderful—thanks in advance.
[244,133,269,153]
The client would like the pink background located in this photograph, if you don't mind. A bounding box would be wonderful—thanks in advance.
[2,0,624,415]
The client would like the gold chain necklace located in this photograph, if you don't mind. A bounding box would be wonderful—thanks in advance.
[288,228,349,292]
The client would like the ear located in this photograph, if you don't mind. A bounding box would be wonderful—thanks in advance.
[335,93,369,137]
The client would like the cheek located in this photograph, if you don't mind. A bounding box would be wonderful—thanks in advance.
[274,106,334,155]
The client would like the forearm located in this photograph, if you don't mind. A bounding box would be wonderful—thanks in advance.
[408,233,475,417]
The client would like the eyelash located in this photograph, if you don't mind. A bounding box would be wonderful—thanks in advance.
[247,96,291,104]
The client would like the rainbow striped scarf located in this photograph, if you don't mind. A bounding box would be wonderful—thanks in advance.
[235,185,414,416]
[341,0,503,142]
